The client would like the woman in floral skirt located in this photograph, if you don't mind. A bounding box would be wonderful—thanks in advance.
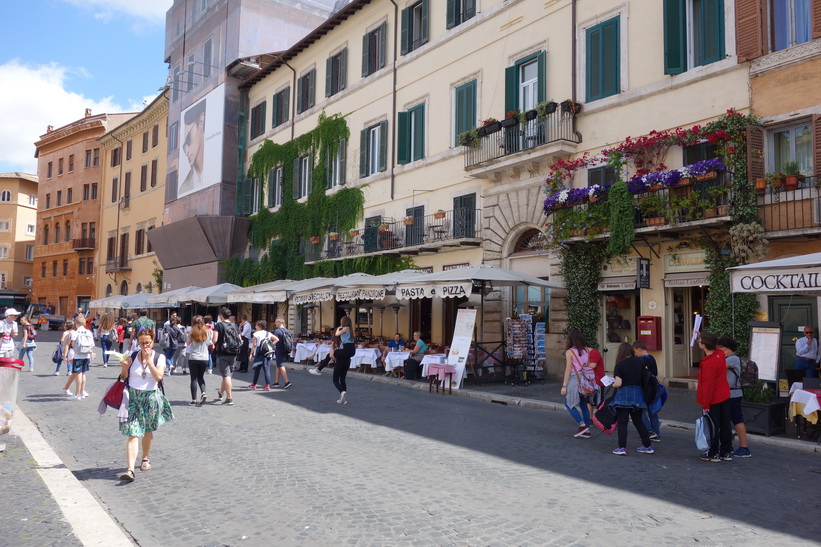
[118,328,173,482]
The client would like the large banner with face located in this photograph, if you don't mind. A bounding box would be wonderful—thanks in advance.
[178,84,225,199]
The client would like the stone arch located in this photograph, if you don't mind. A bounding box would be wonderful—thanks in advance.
[481,185,548,266]
[105,284,113,297]
[119,280,128,296]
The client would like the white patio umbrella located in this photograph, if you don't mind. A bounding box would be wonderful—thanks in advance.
[120,292,165,310]
[225,279,296,303]
[88,295,122,309]
[146,285,202,306]
[184,283,244,305]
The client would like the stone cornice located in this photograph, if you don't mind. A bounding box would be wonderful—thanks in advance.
[750,40,821,77]
[99,94,169,147]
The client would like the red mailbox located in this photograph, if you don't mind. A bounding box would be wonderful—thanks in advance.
[637,316,662,350]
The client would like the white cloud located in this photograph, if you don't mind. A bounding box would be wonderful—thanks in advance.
[0,60,124,174]
[59,0,172,25]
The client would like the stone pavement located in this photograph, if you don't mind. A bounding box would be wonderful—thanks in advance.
[3,329,821,546]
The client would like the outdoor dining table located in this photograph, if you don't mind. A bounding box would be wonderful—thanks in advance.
[293,342,318,363]
[384,351,410,373]
[427,362,457,394]
[789,382,821,424]
[350,347,382,370]
[420,354,447,377]
[313,343,331,363]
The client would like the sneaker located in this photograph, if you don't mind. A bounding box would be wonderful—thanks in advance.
[222,398,233,406]
[197,393,206,407]
[649,432,661,442]
[64,389,73,396]
[54,371,60,375]
[189,401,197,406]
[67,395,81,400]
[272,383,280,388]
[214,390,223,403]
[573,426,590,438]
[308,367,321,376]
[66,371,71,376]
[700,453,720,463]
[28,367,34,372]
[340,391,347,404]
[732,447,752,458]
[207,369,213,374]
[636,446,655,455]
[720,453,733,462]
[612,447,627,456]
[81,392,89,399]
[263,384,270,391]
[283,382,291,389]
[247,384,257,390]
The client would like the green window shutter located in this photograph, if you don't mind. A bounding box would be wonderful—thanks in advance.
[379,22,387,69]
[306,152,313,194]
[602,18,620,98]
[268,168,275,207]
[700,0,725,65]
[308,69,316,108]
[339,138,347,185]
[412,105,425,161]
[325,146,332,189]
[587,17,620,101]
[446,0,457,29]
[293,158,301,199]
[297,77,303,113]
[283,88,290,122]
[378,120,388,172]
[340,48,347,90]
[537,51,546,103]
[420,0,430,45]
[586,25,601,101]
[397,112,410,165]
[504,65,517,113]
[272,94,280,127]
[359,128,369,177]
[400,7,410,55]
[465,0,476,19]
[260,102,266,134]
[362,33,371,77]
[663,0,687,75]
[454,80,477,146]
[326,56,333,97]
[454,84,466,146]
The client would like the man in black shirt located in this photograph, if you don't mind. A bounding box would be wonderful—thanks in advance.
[212,307,236,405]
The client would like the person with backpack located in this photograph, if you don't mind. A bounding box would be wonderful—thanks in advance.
[272,317,292,389]
[633,341,661,443]
[18,315,37,371]
[161,316,183,375]
[129,309,155,352]
[0,308,20,358]
[559,330,597,439]
[717,336,752,458]
[56,320,74,376]
[610,342,654,456]
[248,320,277,390]
[696,331,733,462]
[65,315,95,400]
[98,313,117,368]
[212,307,239,405]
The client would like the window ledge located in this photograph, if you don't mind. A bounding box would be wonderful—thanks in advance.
[750,40,821,77]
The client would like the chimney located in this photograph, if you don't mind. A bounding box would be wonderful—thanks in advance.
[85,108,92,117]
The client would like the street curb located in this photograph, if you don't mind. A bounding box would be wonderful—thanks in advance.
[289,362,821,454]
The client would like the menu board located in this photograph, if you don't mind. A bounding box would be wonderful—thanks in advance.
[447,308,477,389]
[748,322,782,382]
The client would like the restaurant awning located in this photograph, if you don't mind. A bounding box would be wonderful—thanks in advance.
[728,252,821,293]
[394,264,563,300]
[663,272,710,288]
[184,283,244,305]
[225,279,296,303]
[145,286,202,307]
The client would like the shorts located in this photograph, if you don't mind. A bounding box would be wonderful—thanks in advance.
[728,396,745,425]
[71,359,90,373]
[216,354,234,377]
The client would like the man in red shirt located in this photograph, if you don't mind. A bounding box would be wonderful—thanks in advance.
[696,332,733,462]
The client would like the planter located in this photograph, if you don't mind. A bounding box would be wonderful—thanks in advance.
[646,216,667,226]
[524,109,538,121]
[349,230,360,237]
[329,235,339,241]
[544,101,558,115]
[309,237,320,244]
[755,178,767,192]
[649,184,664,192]
[588,196,599,203]
[433,212,446,219]
[560,100,582,115]
[570,229,584,237]
[674,178,693,187]
[403,219,415,226]
[483,121,501,134]
[741,399,788,437]
[703,209,717,219]
[717,204,730,216]
[695,171,718,182]
[379,225,390,232]
[785,175,799,190]
[500,117,519,128]
[477,126,488,137]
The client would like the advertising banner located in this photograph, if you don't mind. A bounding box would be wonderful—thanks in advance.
[178,84,225,199]
[446,308,477,390]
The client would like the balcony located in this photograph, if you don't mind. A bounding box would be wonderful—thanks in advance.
[756,176,820,238]
[105,256,131,273]
[119,196,130,209]
[303,208,482,264]
[463,111,581,179]
[72,238,96,251]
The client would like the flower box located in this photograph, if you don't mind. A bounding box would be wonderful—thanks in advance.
[500,117,518,128]
[309,236,320,244]
[645,217,667,226]
[695,171,717,182]
[403,218,415,226]
[673,178,693,187]
[717,205,730,216]
[349,229,360,237]
[755,178,767,192]
[329,234,339,241]
[524,109,538,121]
[379,225,390,232]
[433,211,446,219]
[483,121,501,134]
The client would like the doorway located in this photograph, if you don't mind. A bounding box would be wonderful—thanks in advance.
[443,296,468,346]
[410,297,432,342]
[769,295,818,377]
[668,285,710,378]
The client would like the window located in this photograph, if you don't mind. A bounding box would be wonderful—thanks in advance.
[169,122,179,152]
[453,193,477,238]
[106,236,115,260]
[24,276,32,287]
[65,221,70,241]
[140,165,148,192]
[56,190,62,206]
[63,259,68,276]
[43,225,49,245]
[203,38,213,79]
[67,188,73,204]
[447,0,476,29]
[325,139,347,189]
[93,148,100,166]
[268,166,284,207]
[187,53,196,91]
[362,22,387,77]
[769,121,812,175]
[0,220,9,231]
[126,139,133,161]
[586,16,620,102]
[293,154,312,199]
[359,121,388,177]
[46,194,50,208]
[0,247,8,259]
[587,166,617,188]
[25,245,34,260]
[89,222,96,241]
[454,80,477,147]
[142,131,149,153]
[68,154,74,172]
[272,88,290,128]
[111,147,121,167]
[325,48,347,97]
[398,103,425,164]
[111,177,119,203]
[296,69,316,114]
[79,259,85,275]
[172,65,181,102]
[92,183,98,199]
[58,158,63,176]
[152,124,159,148]
[54,223,60,241]
[27,194,35,207]
[47,162,53,178]
[683,141,719,165]
[52,261,57,277]
[87,258,93,274]
[85,150,92,168]
[82,223,88,238]
[400,0,430,55]
[505,52,546,114]
[41,263,46,278]
[124,172,131,198]
[135,229,145,255]
[664,0,725,74]
[0,190,10,202]
[770,0,811,52]
[83,184,90,200]
[26,224,35,236]
[250,101,267,139]
[151,160,158,187]
[146,226,153,253]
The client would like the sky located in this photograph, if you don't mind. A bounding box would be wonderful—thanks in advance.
[0,0,173,174]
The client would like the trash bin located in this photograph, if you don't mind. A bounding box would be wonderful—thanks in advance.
[0,358,24,452]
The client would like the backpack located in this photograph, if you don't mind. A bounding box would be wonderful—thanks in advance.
[27,324,37,340]
[277,328,295,354]
[51,343,64,364]
[642,365,660,406]
[75,328,95,354]
[738,357,759,389]
[173,325,187,346]
[593,386,618,434]
[219,322,242,354]
[258,332,276,358]
[159,326,171,348]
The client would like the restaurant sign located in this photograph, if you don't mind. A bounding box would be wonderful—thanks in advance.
[730,268,821,293]
[292,290,333,304]
[335,288,386,301]
[397,282,472,300]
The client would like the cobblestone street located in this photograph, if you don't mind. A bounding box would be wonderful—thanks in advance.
[3,331,821,545]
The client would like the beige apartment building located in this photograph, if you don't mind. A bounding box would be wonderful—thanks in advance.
[0,173,38,310]
[33,110,136,316]
[97,92,168,305]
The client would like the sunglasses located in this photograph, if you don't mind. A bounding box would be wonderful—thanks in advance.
[805,331,814,335]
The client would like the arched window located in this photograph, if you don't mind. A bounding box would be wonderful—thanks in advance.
[136,283,142,293]
[105,284,113,297]
[120,280,128,296]
[65,220,71,241]
[0,190,11,202]
[512,229,546,253]
[54,223,60,243]
[43,225,49,245]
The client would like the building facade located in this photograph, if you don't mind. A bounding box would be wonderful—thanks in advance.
[96,92,169,308]
[0,172,38,310]
[33,111,136,316]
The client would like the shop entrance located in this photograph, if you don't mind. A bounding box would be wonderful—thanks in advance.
[769,296,817,376]
[668,286,709,378]
[602,292,637,372]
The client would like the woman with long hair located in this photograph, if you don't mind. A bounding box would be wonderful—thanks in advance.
[98,313,117,367]
[331,315,356,404]
[611,342,653,456]
[118,328,173,482]
[559,329,595,438]
[186,315,210,406]
[57,320,75,379]
[18,315,36,371]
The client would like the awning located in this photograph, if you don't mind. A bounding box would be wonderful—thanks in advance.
[663,272,710,288]
[598,277,636,291]
[728,252,821,293]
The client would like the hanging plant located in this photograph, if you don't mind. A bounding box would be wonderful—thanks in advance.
[560,243,608,347]
[606,181,635,256]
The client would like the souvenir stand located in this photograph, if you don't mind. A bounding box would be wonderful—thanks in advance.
[504,313,542,385]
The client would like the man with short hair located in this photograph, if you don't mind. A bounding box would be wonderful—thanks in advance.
[129,309,155,349]
[212,307,236,405]
[794,326,819,378]
[696,332,733,462]
[633,340,661,442]
[0,308,20,358]
[717,336,752,458]
[272,318,292,389]
[236,314,252,373]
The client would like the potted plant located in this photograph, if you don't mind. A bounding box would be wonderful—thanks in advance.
[523,108,538,122]
[378,224,391,232]
[535,100,558,118]
[639,193,667,226]
[328,231,339,241]
[501,110,520,128]
[560,99,582,115]
[783,161,801,190]
[481,117,501,134]
[457,127,480,147]
[349,229,361,237]
[309,235,320,244]
[755,177,767,192]
[403,216,415,226]
[766,172,785,191]
[433,209,446,219]
[741,380,788,437]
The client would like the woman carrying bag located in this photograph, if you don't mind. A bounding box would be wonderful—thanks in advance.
[559,330,598,439]
[610,343,653,456]
[248,320,277,391]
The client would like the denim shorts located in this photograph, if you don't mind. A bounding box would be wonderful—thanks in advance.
[728,396,744,425]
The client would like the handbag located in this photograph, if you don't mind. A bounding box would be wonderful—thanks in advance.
[103,377,128,409]
[695,411,715,452]
[571,353,597,396]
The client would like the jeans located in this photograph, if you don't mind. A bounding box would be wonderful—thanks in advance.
[564,397,591,426]
[18,344,35,367]
[251,357,271,385]
[100,337,113,364]
[163,347,176,369]
[642,409,660,437]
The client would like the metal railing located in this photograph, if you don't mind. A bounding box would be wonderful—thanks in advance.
[463,111,581,168]
[71,237,96,250]
[634,173,731,227]
[757,176,819,234]
[105,255,130,272]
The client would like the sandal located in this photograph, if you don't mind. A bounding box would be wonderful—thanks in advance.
[119,469,135,482]
[140,458,151,471]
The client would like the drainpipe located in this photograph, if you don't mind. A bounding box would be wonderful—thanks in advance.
[111,134,125,284]
[284,61,297,141]
[388,0,399,200]
[236,88,248,217]
[571,0,582,142]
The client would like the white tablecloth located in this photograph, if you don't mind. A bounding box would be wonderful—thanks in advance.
[293,342,318,362]
[350,347,382,369]
[789,383,821,423]
[420,354,447,377]
[384,352,410,372]
[313,344,331,362]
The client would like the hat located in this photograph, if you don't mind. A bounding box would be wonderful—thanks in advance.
[4,308,20,317]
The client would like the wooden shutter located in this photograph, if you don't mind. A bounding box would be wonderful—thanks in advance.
[747,125,765,182]
[362,32,371,76]
[293,157,301,199]
[397,112,410,165]
[340,48,347,91]
[260,102,266,134]
[736,0,765,62]
[297,76,303,113]
[537,51,546,103]
[326,56,333,97]
[420,0,430,46]
[465,0,476,19]
[308,69,316,109]
[268,168,276,207]
[282,88,290,123]
[325,146,332,189]
[306,152,313,195]
[602,18,620,97]
[378,120,388,173]
[413,105,425,161]
[814,0,821,39]
[663,0,687,74]
[700,0,725,65]
[446,0,457,28]
[813,114,821,179]
[505,65,517,113]
[379,22,387,69]
[360,128,369,177]
[400,7,410,55]
[272,93,280,127]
